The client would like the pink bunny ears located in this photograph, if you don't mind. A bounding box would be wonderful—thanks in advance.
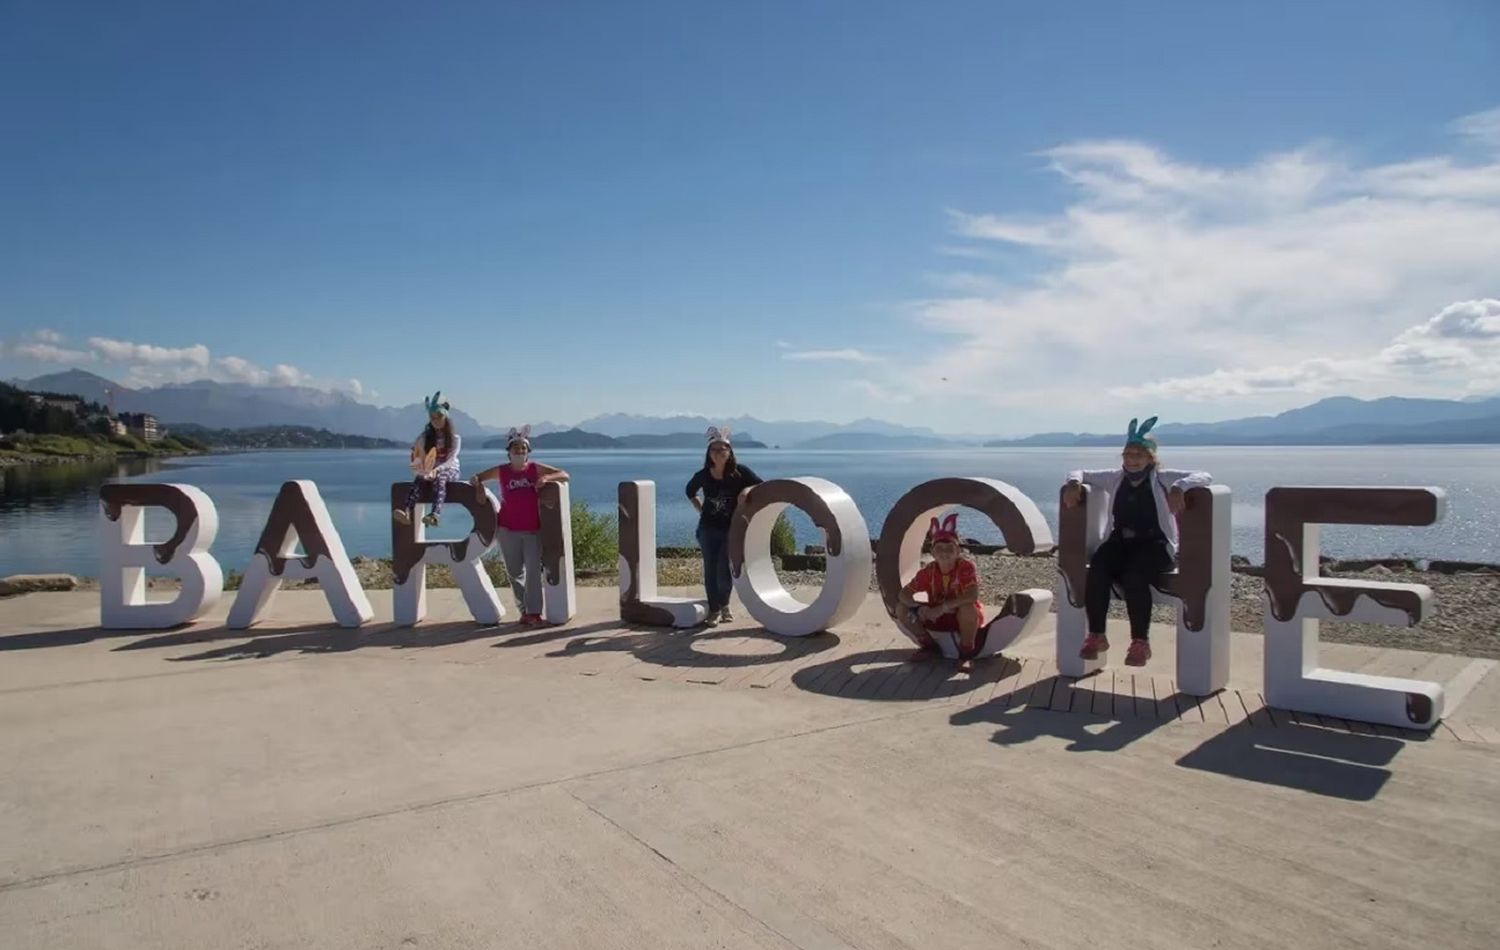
[506,425,532,449]
[928,513,959,546]
[705,425,732,446]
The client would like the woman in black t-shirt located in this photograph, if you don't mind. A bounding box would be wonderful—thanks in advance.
[685,426,762,626]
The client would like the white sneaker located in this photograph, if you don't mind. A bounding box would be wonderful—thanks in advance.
[719,606,732,623]
[702,612,719,627]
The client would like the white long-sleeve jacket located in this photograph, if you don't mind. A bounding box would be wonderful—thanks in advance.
[410,430,462,478]
[1065,466,1212,559]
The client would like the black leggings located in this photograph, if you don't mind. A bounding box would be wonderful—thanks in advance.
[1085,533,1173,640]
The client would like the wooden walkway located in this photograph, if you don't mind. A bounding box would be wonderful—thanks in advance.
[469,621,1498,744]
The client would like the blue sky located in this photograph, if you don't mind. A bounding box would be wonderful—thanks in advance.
[2,0,1498,434]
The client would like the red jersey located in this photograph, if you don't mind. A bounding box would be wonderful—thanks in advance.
[907,558,980,612]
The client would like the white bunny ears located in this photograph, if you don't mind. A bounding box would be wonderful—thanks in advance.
[506,424,533,449]
[705,425,732,446]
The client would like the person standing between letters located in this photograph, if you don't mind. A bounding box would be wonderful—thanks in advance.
[686,426,762,626]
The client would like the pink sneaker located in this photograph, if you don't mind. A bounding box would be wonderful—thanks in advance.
[1079,635,1109,660]
[1125,640,1152,666]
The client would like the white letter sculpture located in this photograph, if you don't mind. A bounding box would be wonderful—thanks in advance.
[99,483,224,629]
[1056,482,1233,694]
[877,478,1053,659]
[392,479,504,626]
[227,480,374,629]
[538,480,577,624]
[728,477,872,637]
[1263,486,1446,729]
[618,480,708,627]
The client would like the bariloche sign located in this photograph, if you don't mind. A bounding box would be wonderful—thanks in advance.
[97,475,1448,729]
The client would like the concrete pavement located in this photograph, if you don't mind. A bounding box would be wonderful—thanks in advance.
[1,588,1497,949]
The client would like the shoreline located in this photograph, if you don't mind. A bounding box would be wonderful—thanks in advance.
[0,446,203,467]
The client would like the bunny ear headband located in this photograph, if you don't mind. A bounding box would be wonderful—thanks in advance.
[506,424,532,448]
[927,513,960,546]
[705,425,732,446]
[423,391,451,417]
[1125,415,1158,452]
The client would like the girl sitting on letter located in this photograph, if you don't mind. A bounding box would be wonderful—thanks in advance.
[898,514,984,672]
[1061,416,1212,667]
[394,392,462,528]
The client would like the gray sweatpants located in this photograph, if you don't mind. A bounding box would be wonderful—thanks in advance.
[497,528,544,615]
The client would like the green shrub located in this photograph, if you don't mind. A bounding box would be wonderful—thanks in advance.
[770,512,796,557]
[15,433,103,456]
[571,500,618,570]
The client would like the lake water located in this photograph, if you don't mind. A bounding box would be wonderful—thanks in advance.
[3,445,1498,578]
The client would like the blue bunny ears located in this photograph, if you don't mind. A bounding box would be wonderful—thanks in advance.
[1125,416,1158,452]
[423,391,450,417]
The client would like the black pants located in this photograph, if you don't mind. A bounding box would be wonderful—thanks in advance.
[1085,533,1174,640]
[696,524,732,612]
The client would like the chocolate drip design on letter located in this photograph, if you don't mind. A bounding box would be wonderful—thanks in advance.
[253,481,338,575]
[389,480,497,586]
[1263,487,1437,626]
[727,479,844,578]
[100,483,201,565]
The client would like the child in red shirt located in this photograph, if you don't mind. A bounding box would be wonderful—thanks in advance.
[898,514,984,671]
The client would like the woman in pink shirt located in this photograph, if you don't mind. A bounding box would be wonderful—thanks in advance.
[470,426,569,625]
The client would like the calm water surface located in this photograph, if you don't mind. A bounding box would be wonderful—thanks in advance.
[2,445,1497,577]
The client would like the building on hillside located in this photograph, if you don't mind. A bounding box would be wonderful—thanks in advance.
[118,412,160,442]
[27,393,84,414]
[93,415,127,437]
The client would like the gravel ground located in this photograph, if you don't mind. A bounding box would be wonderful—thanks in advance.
[769,553,1500,660]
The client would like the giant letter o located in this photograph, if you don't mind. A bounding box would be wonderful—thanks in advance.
[728,477,871,637]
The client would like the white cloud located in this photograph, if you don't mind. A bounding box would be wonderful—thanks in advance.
[1452,106,1500,150]
[11,342,95,363]
[213,356,313,389]
[4,329,362,397]
[87,337,211,367]
[781,348,881,364]
[845,379,914,404]
[1112,299,1500,401]
[872,107,1500,426]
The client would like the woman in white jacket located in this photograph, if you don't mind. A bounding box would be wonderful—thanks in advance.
[1061,417,1211,667]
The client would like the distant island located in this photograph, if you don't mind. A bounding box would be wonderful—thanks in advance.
[795,432,961,450]
[170,424,404,450]
[484,428,770,450]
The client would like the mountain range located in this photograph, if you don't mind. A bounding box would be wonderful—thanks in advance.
[20,369,1500,447]
[22,370,503,443]
[986,395,1500,446]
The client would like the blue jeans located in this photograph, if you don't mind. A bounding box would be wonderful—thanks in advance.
[696,524,732,612]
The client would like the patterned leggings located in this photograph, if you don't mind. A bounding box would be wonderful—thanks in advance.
[403,472,451,515]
